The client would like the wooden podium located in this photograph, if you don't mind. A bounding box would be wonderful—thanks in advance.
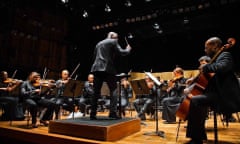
[48,116,141,141]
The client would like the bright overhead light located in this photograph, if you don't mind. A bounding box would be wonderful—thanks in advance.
[105,4,111,12]
[82,10,88,18]
[125,0,132,7]
[61,0,69,4]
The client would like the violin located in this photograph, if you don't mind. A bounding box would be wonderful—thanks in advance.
[4,78,23,84]
[170,75,183,83]
[33,79,56,87]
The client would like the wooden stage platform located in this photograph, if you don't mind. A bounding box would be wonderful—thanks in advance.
[49,116,141,141]
[0,111,240,144]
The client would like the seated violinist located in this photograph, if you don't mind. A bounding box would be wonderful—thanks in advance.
[162,66,187,124]
[52,69,80,119]
[0,71,24,121]
[20,72,55,128]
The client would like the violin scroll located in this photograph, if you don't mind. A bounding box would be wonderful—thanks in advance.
[223,37,236,50]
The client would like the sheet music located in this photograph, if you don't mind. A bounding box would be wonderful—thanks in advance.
[144,72,162,86]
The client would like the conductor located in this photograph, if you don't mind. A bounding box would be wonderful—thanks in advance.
[90,31,132,120]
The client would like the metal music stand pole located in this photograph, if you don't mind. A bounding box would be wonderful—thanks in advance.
[143,72,165,138]
[117,80,122,118]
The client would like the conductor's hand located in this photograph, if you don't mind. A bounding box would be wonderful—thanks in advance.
[126,44,132,51]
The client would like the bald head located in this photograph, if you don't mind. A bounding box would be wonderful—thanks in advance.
[107,32,118,39]
[206,37,222,48]
[205,37,223,57]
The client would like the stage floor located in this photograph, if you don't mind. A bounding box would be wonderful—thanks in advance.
[0,111,240,144]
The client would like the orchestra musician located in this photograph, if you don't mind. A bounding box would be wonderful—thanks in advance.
[119,75,133,117]
[90,31,132,120]
[0,71,24,121]
[105,74,133,117]
[187,55,236,122]
[184,37,240,144]
[133,74,157,120]
[79,73,95,116]
[161,67,187,124]
[20,72,56,128]
[53,69,78,119]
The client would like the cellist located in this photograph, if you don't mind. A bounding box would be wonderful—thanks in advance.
[184,37,240,144]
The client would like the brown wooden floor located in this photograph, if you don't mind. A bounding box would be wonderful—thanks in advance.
[0,111,240,144]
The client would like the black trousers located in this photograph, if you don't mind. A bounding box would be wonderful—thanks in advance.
[186,95,210,141]
[90,72,118,117]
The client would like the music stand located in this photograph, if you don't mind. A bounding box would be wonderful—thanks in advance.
[130,79,150,126]
[143,72,165,138]
[62,79,83,119]
[130,79,150,96]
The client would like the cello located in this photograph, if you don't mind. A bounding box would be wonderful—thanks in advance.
[176,38,236,121]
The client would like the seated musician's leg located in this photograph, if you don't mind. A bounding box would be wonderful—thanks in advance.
[24,98,38,128]
[39,98,55,126]
[138,98,154,120]
[162,97,179,124]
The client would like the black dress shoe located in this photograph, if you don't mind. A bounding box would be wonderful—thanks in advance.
[31,124,38,128]
[185,139,203,144]
[137,113,146,120]
[109,113,120,119]
[90,116,97,120]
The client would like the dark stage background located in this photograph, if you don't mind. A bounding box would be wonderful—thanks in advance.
[0,0,240,80]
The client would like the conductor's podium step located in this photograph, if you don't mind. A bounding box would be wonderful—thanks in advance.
[49,116,141,141]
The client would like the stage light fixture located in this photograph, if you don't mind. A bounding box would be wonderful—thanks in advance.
[183,17,189,24]
[153,23,160,29]
[153,23,163,34]
[105,4,111,12]
[61,0,69,4]
[82,10,88,18]
[145,0,152,2]
[127,33,134,39]
[125,0,132,7]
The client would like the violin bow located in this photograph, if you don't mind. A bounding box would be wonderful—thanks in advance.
[124,36,129,45]
[40,67,48,93]
[7,70,18,88]
[11,70,18,79]
[70,63,80,79]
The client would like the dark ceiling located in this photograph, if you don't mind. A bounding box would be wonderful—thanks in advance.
[3,0,239,38]
[1,0,240,78]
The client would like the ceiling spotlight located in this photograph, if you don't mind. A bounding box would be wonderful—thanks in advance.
[125,0,132,7]
[105,4,111,12]
[145,0,152,2]
[127,33,134,39]
[82,10,88,18]
[183,18,189,24]
[153,23,163,34]
[61,0,69,4]
[156,29,163,34]
[153,23,160,29]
